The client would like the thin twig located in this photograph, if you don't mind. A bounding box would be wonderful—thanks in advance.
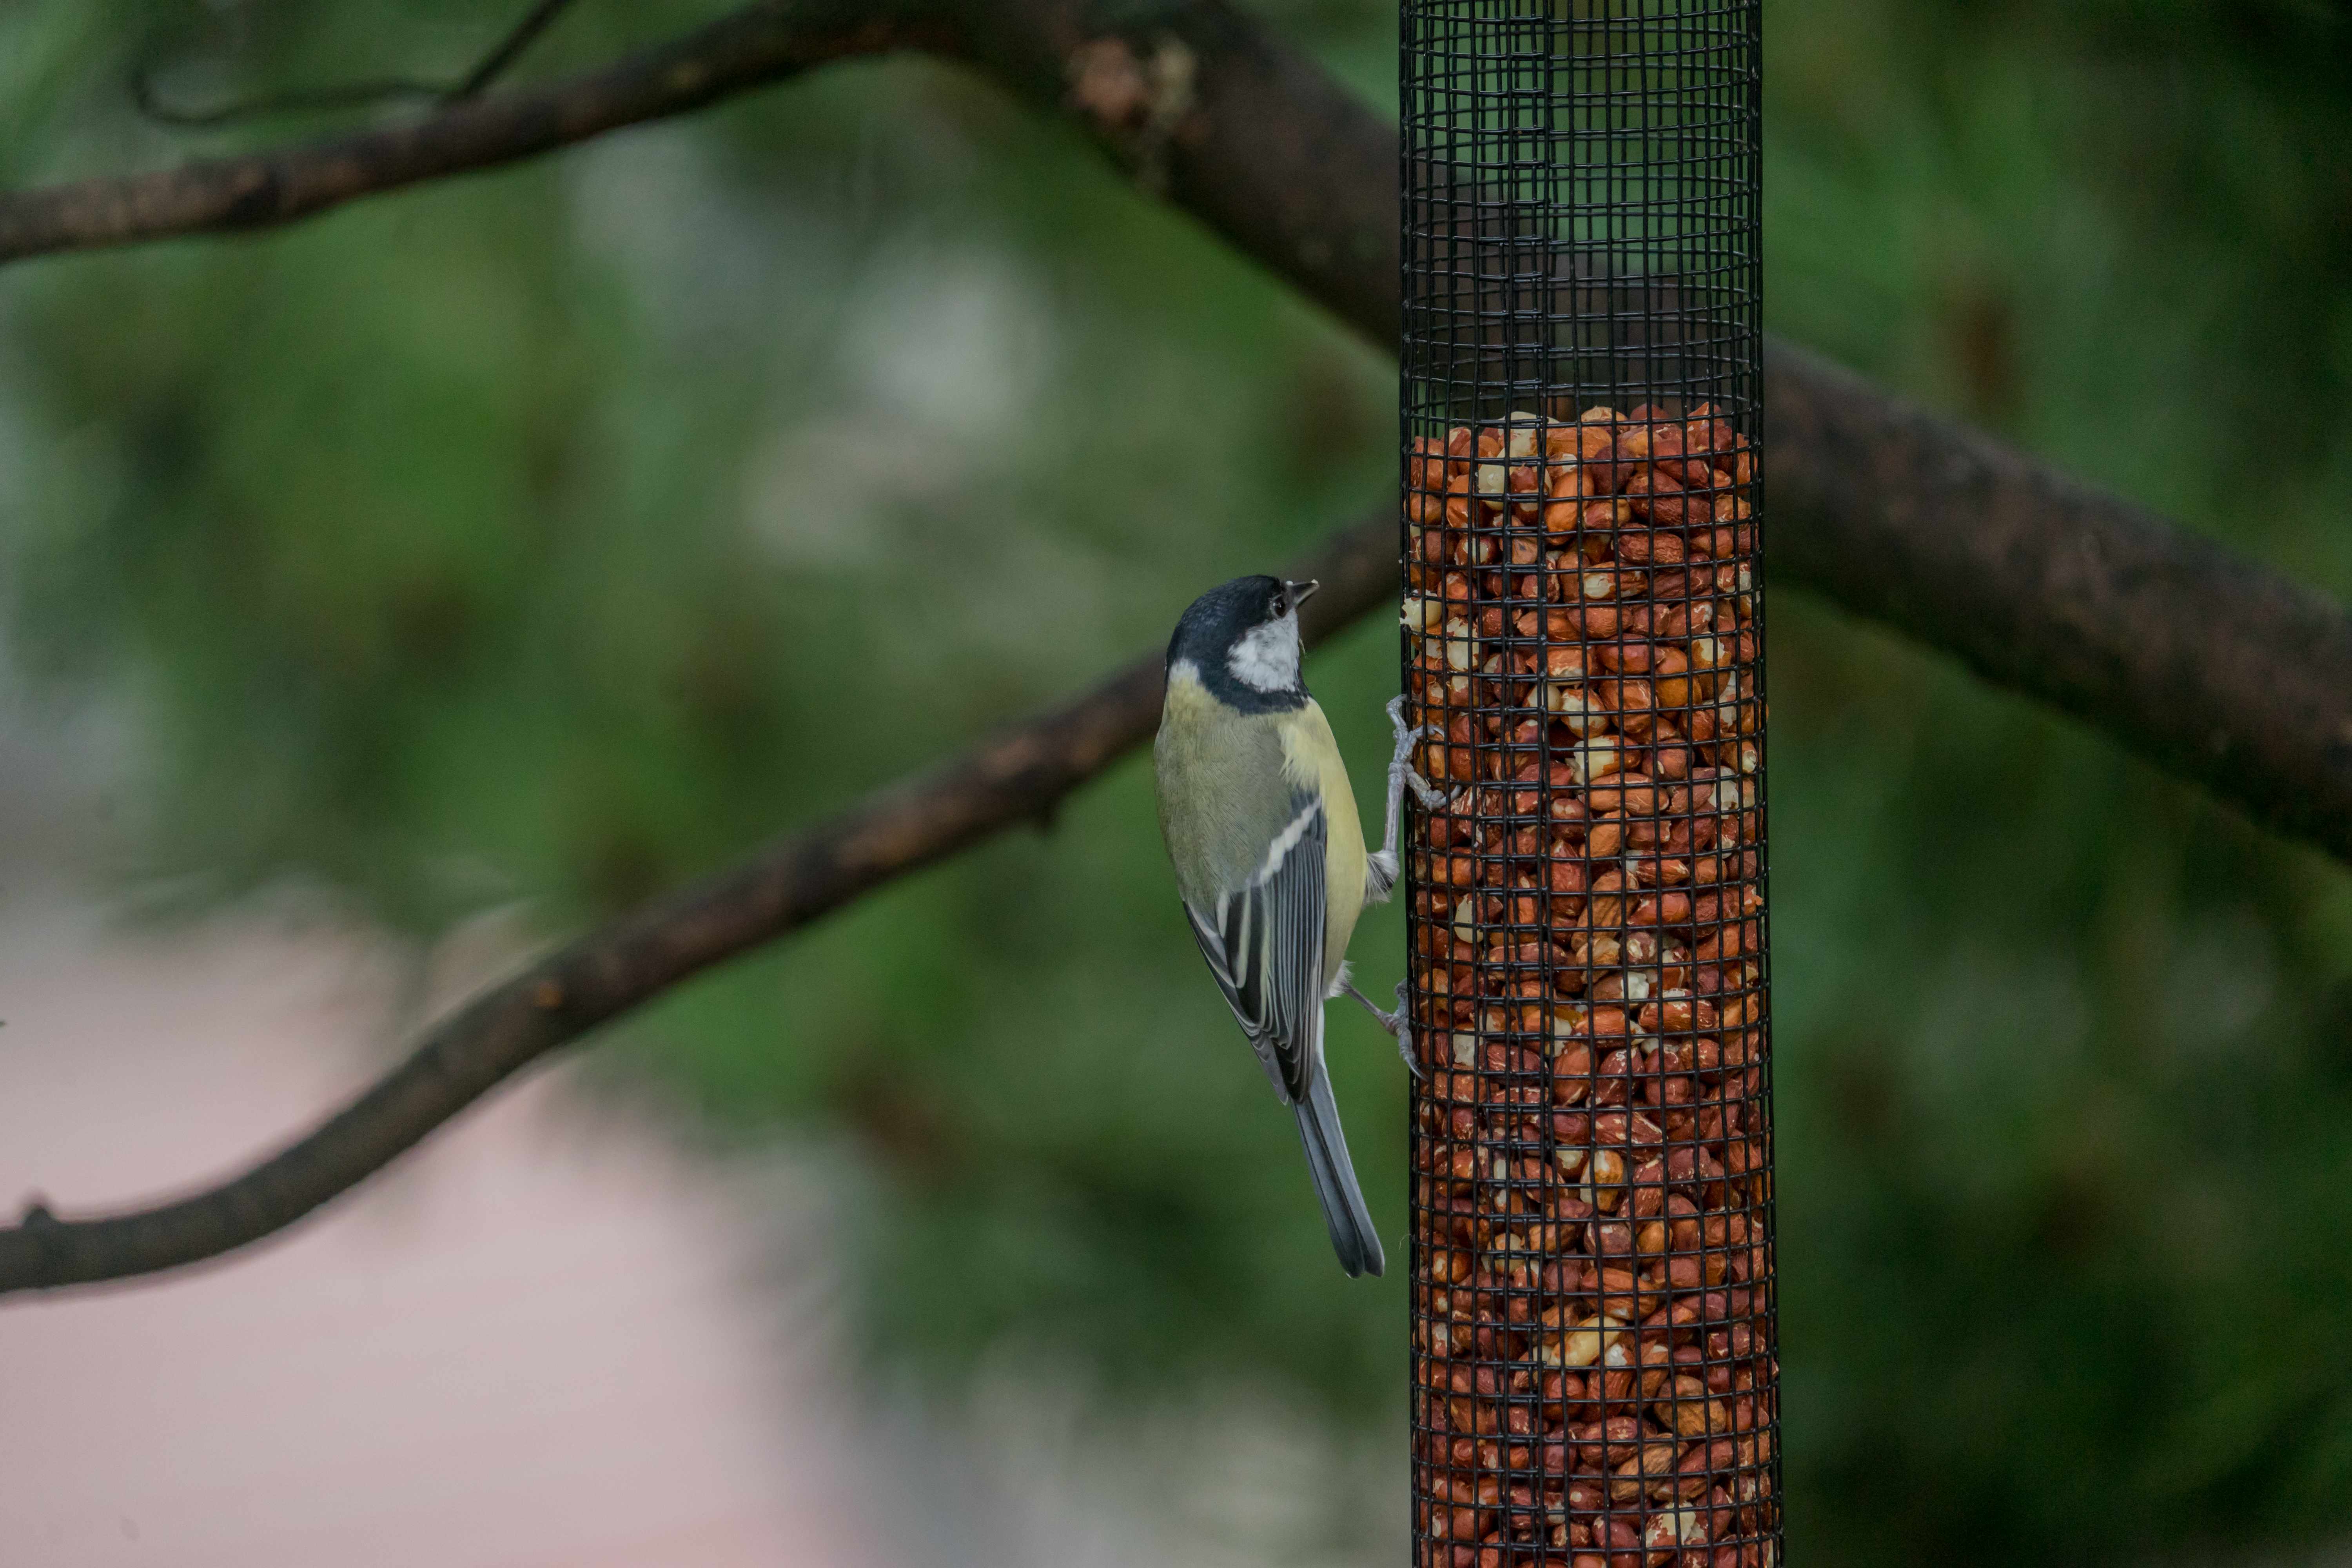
[447,0,581,101]
[131,73,445,129]
[131,0,584,128]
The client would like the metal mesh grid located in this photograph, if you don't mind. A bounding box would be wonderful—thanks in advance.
[1399,4,1775,1565]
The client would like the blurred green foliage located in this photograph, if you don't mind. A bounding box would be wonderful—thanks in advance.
[4,1,2352,1563]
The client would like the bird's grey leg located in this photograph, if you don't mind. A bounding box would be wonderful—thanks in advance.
[1343,980,1423,1078]
[1352,697,1439,1076]
[1364,695,1444,904]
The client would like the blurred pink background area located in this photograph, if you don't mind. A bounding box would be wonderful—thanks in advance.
[0,897,865,1568]
[0,715,1391,1568]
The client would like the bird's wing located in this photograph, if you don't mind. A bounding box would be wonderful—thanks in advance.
[1181,795,1328,1103]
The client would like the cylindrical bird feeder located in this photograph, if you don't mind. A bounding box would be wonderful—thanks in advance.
[1400,4,1775,1565]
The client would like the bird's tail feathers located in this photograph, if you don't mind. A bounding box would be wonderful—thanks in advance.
[1294,1063,1385,1278]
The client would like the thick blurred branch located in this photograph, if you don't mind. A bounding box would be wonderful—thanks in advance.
[1769,343,2352,857]
[3,0,2350,1293]
[971,0,2352,860]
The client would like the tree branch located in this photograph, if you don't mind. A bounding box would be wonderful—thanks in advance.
[1768,341,2352,857]
[966,0,2352,861]
[3,0,2350,1293]
[5,0,2345,857]
[0,508,1395,1294]
[0,1,954,263]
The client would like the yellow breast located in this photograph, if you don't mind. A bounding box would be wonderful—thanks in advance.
[1277,699,1367,978]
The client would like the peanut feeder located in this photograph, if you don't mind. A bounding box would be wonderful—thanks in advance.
[1401,6,1777,1565]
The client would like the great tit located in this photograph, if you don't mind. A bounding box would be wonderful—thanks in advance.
[1153,575,1439,1277]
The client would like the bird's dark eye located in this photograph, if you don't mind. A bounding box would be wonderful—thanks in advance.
[1271,592,1289,617]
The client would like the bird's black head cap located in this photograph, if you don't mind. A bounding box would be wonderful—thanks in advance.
[1166,574,1316,714]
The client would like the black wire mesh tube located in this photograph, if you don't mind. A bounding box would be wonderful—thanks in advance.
[1400,5,1776,1566]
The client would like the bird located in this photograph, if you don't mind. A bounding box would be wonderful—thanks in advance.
[1152,574,1440,1277]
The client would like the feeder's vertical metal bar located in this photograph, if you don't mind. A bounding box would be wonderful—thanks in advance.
[1401,2,1775,1564]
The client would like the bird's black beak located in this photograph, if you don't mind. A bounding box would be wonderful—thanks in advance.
[1286,579,1321,609]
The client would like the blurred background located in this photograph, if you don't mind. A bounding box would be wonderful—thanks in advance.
[3,1,2352,1564]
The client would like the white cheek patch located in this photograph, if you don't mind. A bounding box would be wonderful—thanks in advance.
[1228,613,1302,693]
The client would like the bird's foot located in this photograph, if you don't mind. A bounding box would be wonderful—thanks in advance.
[1345,979,1425,1080]
[1385,695,1444,808]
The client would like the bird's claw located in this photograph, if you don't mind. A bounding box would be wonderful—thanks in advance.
[1385,696,1445,808]
[1393,980,1425,1080]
